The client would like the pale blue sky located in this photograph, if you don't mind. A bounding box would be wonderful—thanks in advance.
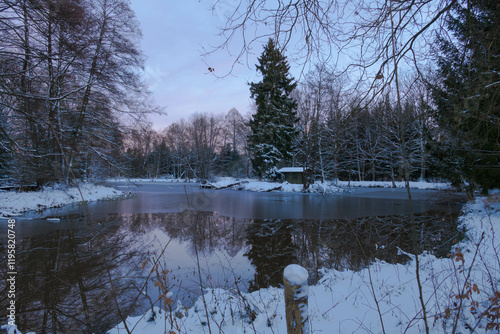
[130,0,260,129]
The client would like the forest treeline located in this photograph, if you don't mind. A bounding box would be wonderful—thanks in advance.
[123,77,439,185]
[1,0,498,193]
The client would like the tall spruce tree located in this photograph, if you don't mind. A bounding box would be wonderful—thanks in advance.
[433,0,500,193]
[248,39,298,177]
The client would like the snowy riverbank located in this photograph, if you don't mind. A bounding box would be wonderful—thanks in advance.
[0,183,124,217]
[212,177,452,193]
[110,176,453,193]
[103,193,499,334]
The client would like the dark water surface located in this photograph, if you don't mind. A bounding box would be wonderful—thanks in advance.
[0,182,466,333]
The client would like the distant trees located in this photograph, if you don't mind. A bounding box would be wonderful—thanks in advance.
[290,65,437,184]
[124,123,158,178]
[224,108,247,153]
[8,0,486,189]
[248,39,298,178]
[120,84,443,184]
[433,0,500,193]
[123,109,250,180]
[294,66,351,182]
[188,112,224,180]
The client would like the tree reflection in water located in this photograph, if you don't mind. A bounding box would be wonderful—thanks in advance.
[244,210,462,290]
[245,219,297,291]
[0,209,462,333]
[0,215,146,334]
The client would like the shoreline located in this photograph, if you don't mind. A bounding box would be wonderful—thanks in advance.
[0,183,125,218]
[0,178,459,218]
[108,177,455,192]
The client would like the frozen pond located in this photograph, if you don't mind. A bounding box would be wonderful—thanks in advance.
[23,181,462,220]
[0,182,466,333]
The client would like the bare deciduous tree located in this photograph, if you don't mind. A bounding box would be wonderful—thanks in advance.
[0,0,151,186]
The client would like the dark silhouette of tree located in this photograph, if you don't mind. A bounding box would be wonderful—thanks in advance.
[0,0,150,186]
[433,0,500,193]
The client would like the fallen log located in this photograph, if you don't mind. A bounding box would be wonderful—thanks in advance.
[265,186,282,192]
[215,182,241,190]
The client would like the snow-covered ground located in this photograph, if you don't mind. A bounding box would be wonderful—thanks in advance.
[108,176,453,192]
[108,177,452,194]
[337,180,452,190]
[0,183,124,217]
[207,177,452,193]
[102,193,499,334]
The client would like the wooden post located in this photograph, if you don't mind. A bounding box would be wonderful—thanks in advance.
[283,264,309,334]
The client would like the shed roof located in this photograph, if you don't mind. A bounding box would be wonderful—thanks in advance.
[278,167,305,173]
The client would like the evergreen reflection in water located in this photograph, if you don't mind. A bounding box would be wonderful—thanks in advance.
[245,210,462,290]
[0,209,462,333]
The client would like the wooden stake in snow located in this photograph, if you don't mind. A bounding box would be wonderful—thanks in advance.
[283,264,309,334]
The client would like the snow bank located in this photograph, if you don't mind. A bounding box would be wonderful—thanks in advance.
[209,177,452,193]
[108,195,499,333]
[209,177,346,194]
[337,180,452,190]
[109,176,452,192]
[0,183,123,217]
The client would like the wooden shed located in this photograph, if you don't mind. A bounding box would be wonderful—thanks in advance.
[278,167,311,184]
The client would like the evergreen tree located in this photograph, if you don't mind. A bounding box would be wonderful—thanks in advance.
[433,0,500,193]
[248,39,298,178]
